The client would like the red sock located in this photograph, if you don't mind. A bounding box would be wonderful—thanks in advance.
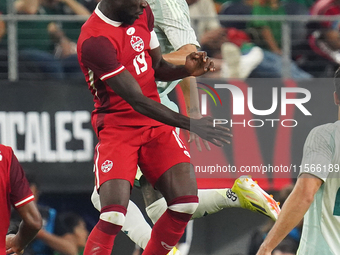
[143,195,198,255]
[83,205,127,255]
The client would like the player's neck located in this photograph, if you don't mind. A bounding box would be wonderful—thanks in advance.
[98,1,120,22]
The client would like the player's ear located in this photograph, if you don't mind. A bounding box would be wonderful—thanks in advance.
[334,91,340,105]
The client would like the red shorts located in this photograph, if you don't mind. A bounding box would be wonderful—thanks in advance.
[94,125,191,188]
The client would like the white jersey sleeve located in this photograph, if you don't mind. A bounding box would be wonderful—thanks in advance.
[150,30,160,50]
[147,0,200,53]
[299,123,334,181]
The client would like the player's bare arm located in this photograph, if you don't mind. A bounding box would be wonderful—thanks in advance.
[180,77,211,151]
[6,201,42,255]
[161,44,212,150]
[162,44,197,65]
[105,71,231,146]
[150,46,215,81]
[256,174,323,255]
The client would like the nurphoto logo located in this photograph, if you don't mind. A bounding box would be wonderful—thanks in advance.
[197,83,312,128]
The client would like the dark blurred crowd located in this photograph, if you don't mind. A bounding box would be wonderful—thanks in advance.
[1,0,340,80]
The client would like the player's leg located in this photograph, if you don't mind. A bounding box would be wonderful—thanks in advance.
[142,162,198,255]
[139,176,237,222]
[84,126,141,255]
[139,126,198,255]
[84,179,130,255]
[123,200,152,249]
[146,179,280,222]
[91,188,152,250]
[145,188,239,223]
[140,175,163,207]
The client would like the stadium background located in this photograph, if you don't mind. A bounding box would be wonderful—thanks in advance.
[0,78,336,254]
[0,0,339,252]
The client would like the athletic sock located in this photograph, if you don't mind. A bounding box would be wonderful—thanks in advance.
[122,200,152,249]
[142,195,198,255]
[192,189,240,219]
[146,197,167,224]
[83,205,127,255]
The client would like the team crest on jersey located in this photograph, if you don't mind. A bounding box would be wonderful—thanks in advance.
[101,160,113,173]
[0,151,2,161]
[130,36,144,52]
[127,27,135,35]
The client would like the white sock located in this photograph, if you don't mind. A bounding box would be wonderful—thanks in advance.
[122,200,152,249]
[91,187,152,249]
[145,197,167,224]
[91,186,101,211]
[192,189,241,219]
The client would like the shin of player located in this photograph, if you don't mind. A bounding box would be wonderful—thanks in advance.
[84,204,126,255]
[143,195,198,254]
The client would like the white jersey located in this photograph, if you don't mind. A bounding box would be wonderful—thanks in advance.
[298,121,340,255]
[147,0,200,99]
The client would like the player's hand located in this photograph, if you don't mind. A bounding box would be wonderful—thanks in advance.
[190,116,232,147]
[185,52,215,77]
[6,234,24,255]
[188,111,211,151]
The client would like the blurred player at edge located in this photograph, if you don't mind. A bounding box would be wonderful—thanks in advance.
[256,68,340,255]
[76,0,233,254]
[0,144,42,254]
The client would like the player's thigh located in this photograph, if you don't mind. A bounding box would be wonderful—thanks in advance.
[95,126,141,206]
[99,179,131,208]
[155,162,197,203]
[138,125,190,185]
[140,175,164,207]
[138,125,196,202]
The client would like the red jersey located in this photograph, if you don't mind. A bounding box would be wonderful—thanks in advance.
[0,144,34,254]
[77,4,162,133]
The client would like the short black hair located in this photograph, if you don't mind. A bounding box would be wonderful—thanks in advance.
[334,67,340,96]
[54,212,83,236]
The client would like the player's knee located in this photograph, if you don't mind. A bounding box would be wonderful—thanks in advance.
[168,195,199,215]
[98,205,127,234]
[146,198,167,224]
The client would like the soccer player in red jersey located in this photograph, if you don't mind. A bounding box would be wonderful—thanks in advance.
[77,0,232,254]
[0,144,42,254]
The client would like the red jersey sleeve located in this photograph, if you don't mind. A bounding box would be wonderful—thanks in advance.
[145,5,154,32]
[80,36,125,81]
[9,152,34,208]
[145,5,159,50]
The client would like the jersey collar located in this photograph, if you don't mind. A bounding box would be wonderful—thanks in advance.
[95,4,122,27]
